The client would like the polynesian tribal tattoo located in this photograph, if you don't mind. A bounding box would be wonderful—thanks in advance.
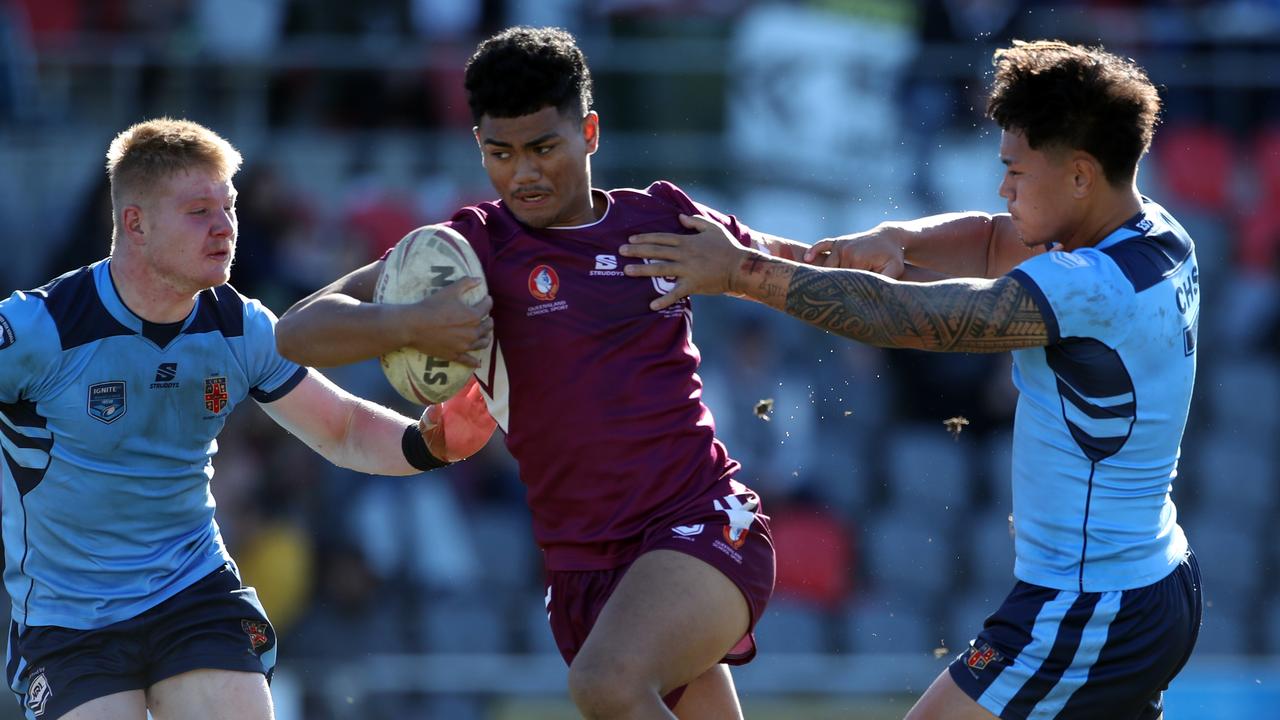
[785,266,1048,352]
[734,255,1047,353]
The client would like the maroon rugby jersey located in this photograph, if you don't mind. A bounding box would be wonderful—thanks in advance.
[447,181,761,570]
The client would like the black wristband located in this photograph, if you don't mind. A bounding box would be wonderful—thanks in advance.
[402,423,449,472]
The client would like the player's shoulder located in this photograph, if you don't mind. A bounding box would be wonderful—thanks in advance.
[445,201,519,255]
[1,264,104,351]
[1094,200,1195,294]
[186,282,276,339]
[606,180,697,214]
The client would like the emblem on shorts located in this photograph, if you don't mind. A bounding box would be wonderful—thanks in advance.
[242,619,270,651]
[528,265,560,302]
[87,381,127,424]
[964,641,1003,676]
[0,313,14,350]
[26,670,51,717]
[204,376,229,414]
[714,494,758,550]
[672,524,705,538]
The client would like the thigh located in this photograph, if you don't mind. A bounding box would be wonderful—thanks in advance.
[906,670,999,720]
[147,669,272,720]
[672,664,742,720]
[574,550,749,700]
[8,622,148,720]
[60,691,148,720]
[143,565,278,687]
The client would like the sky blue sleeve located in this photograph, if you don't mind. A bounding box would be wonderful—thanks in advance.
[1007,248,1136,346]
[241,298,307,403]
[0,292,59,404]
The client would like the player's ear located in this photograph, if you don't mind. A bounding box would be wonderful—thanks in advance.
[122,205,145,244]
[582,111,600,154]
[1071,152,1100,198]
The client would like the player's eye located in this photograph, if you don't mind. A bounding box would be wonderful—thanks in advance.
[490,151,511,160]
[536,145,554,155]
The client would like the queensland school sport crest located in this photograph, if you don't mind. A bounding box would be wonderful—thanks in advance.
[86,381,127,424]
[204,376,229,414]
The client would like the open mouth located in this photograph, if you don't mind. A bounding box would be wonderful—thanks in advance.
[514,191,550,206]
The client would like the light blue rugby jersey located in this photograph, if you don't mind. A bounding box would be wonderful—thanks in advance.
[0,259,305,629]
[1006,198,1196,593]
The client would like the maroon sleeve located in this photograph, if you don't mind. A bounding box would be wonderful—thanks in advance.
[646,180,760,250]
[376,209,495,271]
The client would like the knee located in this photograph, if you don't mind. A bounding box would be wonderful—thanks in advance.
[567,655,658,719]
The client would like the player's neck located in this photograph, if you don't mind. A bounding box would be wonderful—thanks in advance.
[1064,185,1142,252]
[108,254,199,324]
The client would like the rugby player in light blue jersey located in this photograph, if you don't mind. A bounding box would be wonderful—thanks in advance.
[622,40,1201,720]
[0,118,492,720]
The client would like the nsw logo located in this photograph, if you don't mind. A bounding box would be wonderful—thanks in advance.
[86,381,127,424]
[25,670,51,717]
[0,313,14,350]
[672,524,705,538]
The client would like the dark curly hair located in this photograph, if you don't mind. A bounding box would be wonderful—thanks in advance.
[464,26,593,125]
[988,40,1161,185]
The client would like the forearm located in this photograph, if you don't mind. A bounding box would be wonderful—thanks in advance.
[276,294,408,367]
[333,399,431,476]
[888,212,1001,278]
[756,232,810,262]
[729,253,1046,352]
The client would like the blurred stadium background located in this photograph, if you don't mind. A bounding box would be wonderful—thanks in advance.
[2,0,1278,718]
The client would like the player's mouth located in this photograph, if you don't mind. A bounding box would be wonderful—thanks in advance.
[513,189,552,207]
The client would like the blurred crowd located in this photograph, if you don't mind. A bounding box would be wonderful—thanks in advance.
[2,0,1279,717]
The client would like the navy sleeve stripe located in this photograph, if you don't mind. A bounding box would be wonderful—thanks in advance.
[186,285,246,338]
[41,268,133,350]
[1008,269,1061,344]
[1101,230,1191,293]
[251,365,307,403]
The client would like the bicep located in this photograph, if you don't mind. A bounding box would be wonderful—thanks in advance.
[924,276,1050,352]
[288,260,383,313]
[985,215,1046,278]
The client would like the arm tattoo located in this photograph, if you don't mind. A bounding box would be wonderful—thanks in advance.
[783,268,1049,352]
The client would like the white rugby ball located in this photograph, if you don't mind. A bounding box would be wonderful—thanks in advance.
[374,224,488,405]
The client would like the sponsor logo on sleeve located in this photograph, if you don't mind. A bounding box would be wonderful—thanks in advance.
[0,313,14,350]
[86,381,127,424]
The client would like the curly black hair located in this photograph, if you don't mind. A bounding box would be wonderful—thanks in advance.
[464,26,593,125]
[988,40,1161,185]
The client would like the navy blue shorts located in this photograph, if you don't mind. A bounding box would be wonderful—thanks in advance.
[6,564,276,720]
[950,550,1202,720]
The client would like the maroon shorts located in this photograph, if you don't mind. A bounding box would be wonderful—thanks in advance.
[543,488,775,705]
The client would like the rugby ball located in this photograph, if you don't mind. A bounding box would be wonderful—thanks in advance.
[374,224,488,405]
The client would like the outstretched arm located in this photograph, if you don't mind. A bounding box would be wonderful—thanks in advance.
[804,212,1042,280]
[260,370,495,474]
[275,260,493,368]
[622,214,1049,353]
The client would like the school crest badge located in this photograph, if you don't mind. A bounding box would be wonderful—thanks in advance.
[204,376,229,414]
